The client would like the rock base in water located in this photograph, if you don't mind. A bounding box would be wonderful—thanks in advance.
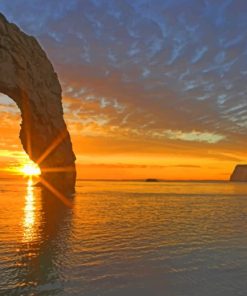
[230,165,247,182]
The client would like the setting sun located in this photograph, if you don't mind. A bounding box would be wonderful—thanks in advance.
[21,163,41,176]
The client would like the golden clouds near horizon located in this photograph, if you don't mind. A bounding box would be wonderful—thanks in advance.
[0,92,245,181]
[0,149,41,178]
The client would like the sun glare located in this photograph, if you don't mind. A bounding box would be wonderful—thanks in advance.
[21,163,41,176]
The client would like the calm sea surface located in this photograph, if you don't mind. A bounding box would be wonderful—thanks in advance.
[1,179,247,296]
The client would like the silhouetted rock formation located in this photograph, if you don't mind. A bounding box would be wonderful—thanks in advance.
[230,165,247,182]
[0,13,76,191]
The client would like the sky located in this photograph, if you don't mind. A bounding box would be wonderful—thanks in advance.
[0,0,246,180]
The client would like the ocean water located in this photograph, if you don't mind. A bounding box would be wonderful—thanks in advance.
[1,179,247,296]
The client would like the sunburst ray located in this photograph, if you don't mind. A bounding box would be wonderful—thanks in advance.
[39,177,74,208]
[36,129,68,166]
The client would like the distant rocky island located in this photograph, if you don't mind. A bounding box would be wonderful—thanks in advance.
[145,178,159,182]
[230,165,247,182]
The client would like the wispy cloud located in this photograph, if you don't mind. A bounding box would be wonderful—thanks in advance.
[161,130,226,144]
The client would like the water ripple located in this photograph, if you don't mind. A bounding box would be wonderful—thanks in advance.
[1,180,247,295]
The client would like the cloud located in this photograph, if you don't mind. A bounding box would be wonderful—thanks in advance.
[160,130,226,144]
[76,163,202,169]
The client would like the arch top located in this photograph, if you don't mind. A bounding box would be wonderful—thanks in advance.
[0,13,76,191]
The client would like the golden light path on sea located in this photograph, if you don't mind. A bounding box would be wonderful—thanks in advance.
[22,178,36,243]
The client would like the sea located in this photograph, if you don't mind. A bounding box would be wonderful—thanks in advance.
[1,179,247,296]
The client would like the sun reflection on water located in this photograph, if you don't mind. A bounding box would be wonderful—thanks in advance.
[22,178,36,243]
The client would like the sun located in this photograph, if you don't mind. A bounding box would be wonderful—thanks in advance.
[21,163,41,176]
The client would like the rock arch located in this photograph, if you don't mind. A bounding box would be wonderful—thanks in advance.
[0,13,76,190]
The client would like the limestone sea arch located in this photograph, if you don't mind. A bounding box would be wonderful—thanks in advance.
[0,13,76,190]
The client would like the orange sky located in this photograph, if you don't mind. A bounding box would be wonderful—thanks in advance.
[0,93,246,180]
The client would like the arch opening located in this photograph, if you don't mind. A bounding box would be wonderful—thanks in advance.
[0,93,40,178]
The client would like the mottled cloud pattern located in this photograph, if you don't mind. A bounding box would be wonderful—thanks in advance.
[0,0,246,155]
